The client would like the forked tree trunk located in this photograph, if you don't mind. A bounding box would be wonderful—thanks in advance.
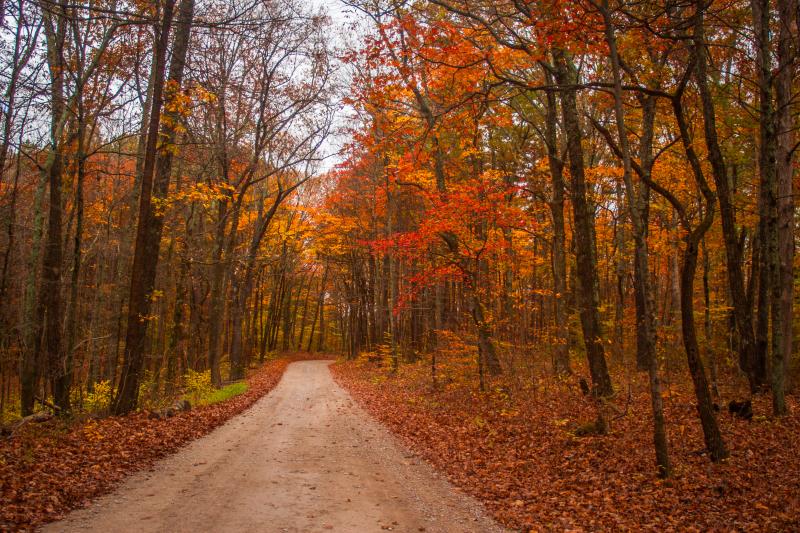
[114,0,194,414]
[667,45,728,460]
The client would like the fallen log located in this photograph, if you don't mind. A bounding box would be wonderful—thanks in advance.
[1,411,55,438]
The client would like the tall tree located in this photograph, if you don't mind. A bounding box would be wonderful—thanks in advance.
[114,0,191,414]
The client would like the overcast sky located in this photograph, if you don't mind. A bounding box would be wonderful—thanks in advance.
[307,0,370,172]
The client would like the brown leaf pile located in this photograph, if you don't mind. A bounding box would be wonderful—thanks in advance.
[0,359,289,530]
[332,361,800,532]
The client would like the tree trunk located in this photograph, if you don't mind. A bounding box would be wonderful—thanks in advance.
[20,141,46,416]
[296,272,313,350]
[553,49,613,398]
[751,0,780,395]
[35,1,69,412]
[680,234,728,461]
[114,0,194,414]
[667,52,729,461]
[207,199,228,386]
[471,293,502,376]
[692,0,762,392]
[64,117,87,409]
[543,73,571,376]
[771,0,796,415]
[307,264,328,352]
[598,0,668,474]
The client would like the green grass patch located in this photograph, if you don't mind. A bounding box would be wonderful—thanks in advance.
[201,381,248,406]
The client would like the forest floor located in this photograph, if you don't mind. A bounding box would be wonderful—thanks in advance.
[330,359,800,532]
[35,360,502,533]
[1,357,296,530]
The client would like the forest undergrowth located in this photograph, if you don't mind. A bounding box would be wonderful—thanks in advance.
[332,357,800,531]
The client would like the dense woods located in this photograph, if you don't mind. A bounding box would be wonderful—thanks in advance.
[0,0,335,419]
[0,0,799,511]
[321,0,798,477]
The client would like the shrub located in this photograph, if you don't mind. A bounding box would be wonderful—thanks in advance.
[85,380,113,414]
[183,369,215,405]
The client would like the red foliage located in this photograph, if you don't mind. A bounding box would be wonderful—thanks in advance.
[332,361,800,532]
[0,359,289,530]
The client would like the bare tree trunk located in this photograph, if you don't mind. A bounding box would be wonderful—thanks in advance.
[470,292,501,376]
[598,0,668,474]
[165,241,188,396]
[751,0,780,396]
[207,199,228,386]
[114,0,194,414]
[680,229,728,461]
[667,54,729,460]
[307,264,328,352]
[20,161,46,416]
[64,116,86,407]
[543,73,570,375]
[386,171,399,373]
[771,0,796,415]
[690,0,762,393]
[296,272,314,350]
[316,283,326,352]
[702,238,720,398]
[34,0,69,412]
[553,49,613,399]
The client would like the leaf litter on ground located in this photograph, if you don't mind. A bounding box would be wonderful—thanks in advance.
[0,358,296,530]
[331,360,800,532]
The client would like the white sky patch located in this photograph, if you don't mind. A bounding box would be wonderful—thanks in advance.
[307,0,371,173]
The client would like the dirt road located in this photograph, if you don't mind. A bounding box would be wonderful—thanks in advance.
[45,361,504,533]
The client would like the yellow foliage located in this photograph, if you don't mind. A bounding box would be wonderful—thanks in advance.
[184,369,215,405]
[85,380,113,413]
